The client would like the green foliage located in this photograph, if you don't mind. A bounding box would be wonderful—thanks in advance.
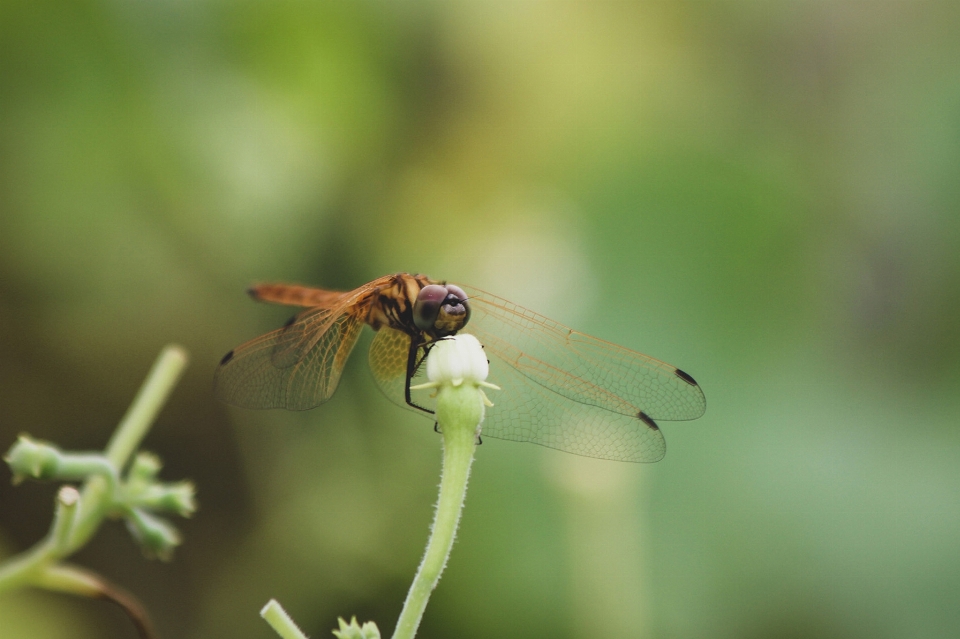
[5,436,194,562]
[0,346,192,636]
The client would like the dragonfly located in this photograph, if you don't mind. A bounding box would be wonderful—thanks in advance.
[214,273,705,462]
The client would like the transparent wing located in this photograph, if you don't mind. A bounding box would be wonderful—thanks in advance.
[215,306,365,411]
[368,325,667,462]
[461,286,706,422]
[481,352,666,462]
[368,326,438,414]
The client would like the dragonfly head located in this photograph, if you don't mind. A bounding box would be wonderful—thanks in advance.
[414,284,470,337]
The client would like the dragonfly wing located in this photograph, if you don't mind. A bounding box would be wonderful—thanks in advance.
[481,350,666,462]
[368,327,438,415]
[461,286,706,422]
[215,307,365,410]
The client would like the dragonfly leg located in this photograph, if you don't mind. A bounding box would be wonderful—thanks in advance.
[413,338,444,372]
[405,337,435,414]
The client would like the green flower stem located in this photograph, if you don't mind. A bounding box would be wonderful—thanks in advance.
[261,599,309,639]
[391,382,482,639]
[0,345,188,594]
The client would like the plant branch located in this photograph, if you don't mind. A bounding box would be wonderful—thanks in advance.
[68,345,188,550]
[261,599,309,639]
[37,563,156,639]
[0,345,190,607]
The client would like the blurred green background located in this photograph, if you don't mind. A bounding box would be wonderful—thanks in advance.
[2,1,959,638]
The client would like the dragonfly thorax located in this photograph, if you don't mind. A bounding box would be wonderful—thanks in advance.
[363,274,469,339]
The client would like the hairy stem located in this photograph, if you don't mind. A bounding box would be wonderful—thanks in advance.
[391,383,481,639]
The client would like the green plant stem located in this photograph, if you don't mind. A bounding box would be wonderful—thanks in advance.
[69,344,189,550]
[0,542,53,594]
[0,486,84,594]
[50,487,80,552]
[0,345,189,594]
[261,599,309,639]
[391,383,480,639]
[37,563,157,639]
[104,345,190,468]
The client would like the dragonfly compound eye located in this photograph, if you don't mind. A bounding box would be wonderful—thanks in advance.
[435,285,470,336]
[414,284,448,332]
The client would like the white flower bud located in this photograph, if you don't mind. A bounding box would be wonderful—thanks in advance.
[410,334,500,430]
[425,334,489,386]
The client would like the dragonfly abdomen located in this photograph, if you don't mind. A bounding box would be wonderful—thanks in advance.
[248,283,346,308]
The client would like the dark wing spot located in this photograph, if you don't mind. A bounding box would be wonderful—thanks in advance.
[219,350,235,365]
[638,411,659,431]
[674,368,698,386]
[245,286,259,299]
[283,315,296,328]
